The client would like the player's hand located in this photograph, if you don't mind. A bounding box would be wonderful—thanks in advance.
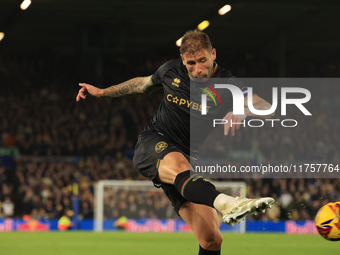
[76,83,103,101]
[223,111,247,136]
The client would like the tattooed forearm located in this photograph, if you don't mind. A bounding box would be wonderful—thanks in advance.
[103,76,155,97]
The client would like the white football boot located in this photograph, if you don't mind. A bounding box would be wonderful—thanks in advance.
[220,190,275,227]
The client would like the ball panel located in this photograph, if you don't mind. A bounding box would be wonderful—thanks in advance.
[315,202,340,241]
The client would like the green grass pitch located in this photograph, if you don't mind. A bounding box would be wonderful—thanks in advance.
[0,232,338,255]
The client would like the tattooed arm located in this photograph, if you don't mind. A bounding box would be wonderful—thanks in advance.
[76,75,160,101]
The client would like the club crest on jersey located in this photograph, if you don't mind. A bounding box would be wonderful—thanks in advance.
[202,88,216,101]
[172,78,180,87]
[155,141,168,153]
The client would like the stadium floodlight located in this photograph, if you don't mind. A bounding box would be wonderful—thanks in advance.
[198,20,210,31]
[176,37,183,47]
[0,32,4,41]
[20,0,31,10]
[218,5,232,15]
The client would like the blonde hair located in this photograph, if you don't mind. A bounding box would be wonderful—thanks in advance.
[180,30,213,54]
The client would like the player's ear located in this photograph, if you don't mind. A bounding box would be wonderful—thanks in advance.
[211,48,216,60]
[180,54,185,65]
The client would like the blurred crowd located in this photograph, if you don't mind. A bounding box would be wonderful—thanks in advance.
[247,178,339,221]
[103,188,178,220]
[1,48,340,221]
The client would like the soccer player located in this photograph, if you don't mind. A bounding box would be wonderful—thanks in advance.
[76,30,274,255]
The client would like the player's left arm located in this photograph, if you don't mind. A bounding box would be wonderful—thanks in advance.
[224,94,275,136]
[244,94,275,119]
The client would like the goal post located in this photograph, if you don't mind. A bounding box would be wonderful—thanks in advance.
[94,180,247,233]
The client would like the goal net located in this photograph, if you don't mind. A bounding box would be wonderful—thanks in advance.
[94,180,246,233]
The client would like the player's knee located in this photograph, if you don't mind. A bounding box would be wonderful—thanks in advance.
[174,160,191,172]
[200,232,223,250]
[178,160,191,171]
[163,152,191,175]
[165,152,190,168]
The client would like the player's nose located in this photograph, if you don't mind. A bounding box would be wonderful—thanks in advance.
[195,65,202,74]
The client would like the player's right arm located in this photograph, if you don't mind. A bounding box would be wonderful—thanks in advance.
[76,75,160,101]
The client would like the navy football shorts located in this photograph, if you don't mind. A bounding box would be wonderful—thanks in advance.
[133,130,190,215]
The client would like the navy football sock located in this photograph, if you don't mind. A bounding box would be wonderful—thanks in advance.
[174,170,221,208]
[198,245,221,255]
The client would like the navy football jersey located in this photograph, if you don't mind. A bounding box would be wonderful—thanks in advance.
[144,58,245,155]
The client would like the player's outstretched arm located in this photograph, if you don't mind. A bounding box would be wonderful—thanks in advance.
[223,95,275,136]
[244,95,275,119]
[76,75,158,101]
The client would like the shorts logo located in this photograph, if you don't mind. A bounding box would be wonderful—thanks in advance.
[155,141,168,153]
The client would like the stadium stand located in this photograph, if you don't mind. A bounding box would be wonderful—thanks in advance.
[0,49,339,221]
